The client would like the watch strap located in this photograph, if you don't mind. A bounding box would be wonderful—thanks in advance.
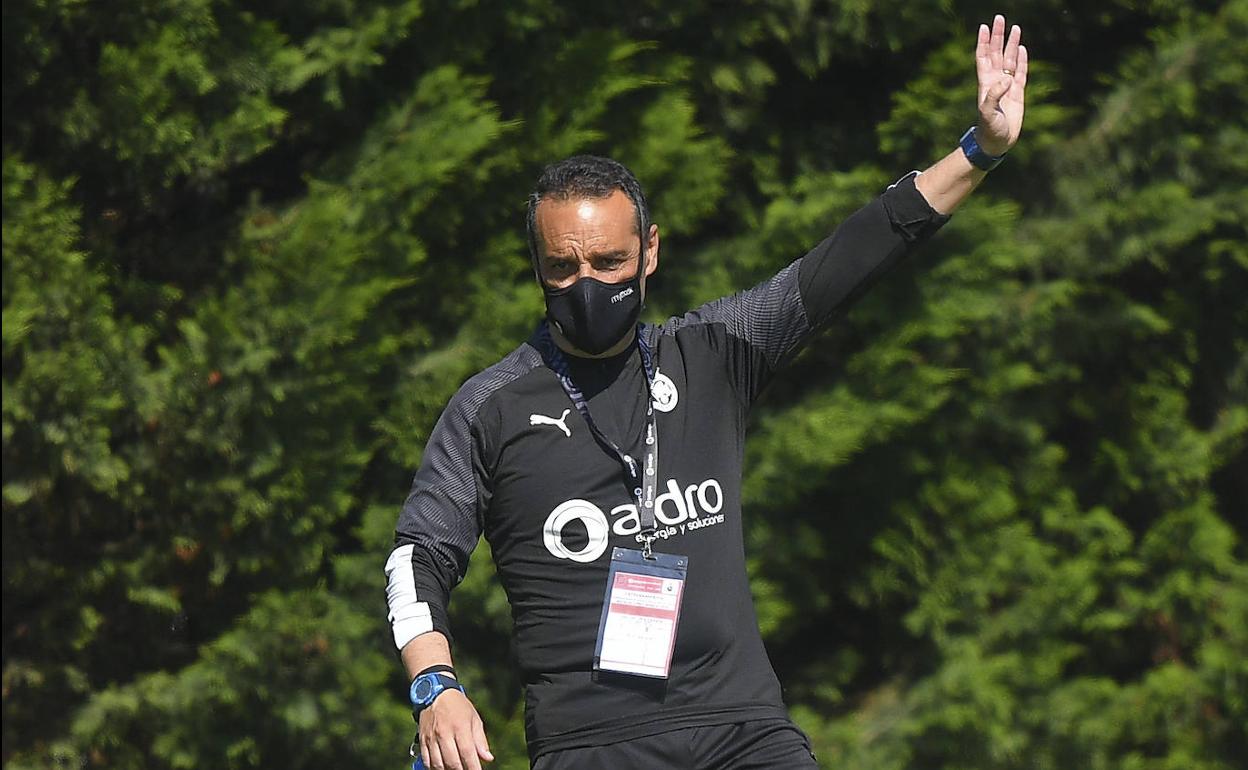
[959,126,1005,171]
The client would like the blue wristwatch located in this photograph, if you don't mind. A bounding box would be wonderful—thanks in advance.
[959,126,1006,171]
[409,672,465,713]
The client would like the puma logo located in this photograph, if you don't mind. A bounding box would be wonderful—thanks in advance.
[530,409,572,437]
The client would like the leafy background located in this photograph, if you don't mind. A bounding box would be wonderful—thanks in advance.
[3,0,1245,767]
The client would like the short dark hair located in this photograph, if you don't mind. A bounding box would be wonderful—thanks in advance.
[525,155,650,266]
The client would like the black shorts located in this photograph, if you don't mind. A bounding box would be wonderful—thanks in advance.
[532,718,819,769]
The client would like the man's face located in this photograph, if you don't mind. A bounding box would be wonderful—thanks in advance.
[534,190,659,290]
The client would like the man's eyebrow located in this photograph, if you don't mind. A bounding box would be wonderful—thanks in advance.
[542,248,632,262]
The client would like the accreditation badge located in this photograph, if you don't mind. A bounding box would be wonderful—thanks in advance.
[593,547,688,679]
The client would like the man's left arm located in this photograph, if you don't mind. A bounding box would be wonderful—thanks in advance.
[675,16,1027,401]
[799,14,1028,329]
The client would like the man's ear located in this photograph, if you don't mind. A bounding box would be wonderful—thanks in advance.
[643,223,660,278]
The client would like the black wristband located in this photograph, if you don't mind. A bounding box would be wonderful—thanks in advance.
[415,664,456,679]
[959,126,1006,171]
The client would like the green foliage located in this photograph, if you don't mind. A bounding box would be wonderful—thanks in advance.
[34,589,409,770]
[3,155,157,751]
[4,0,1245,768]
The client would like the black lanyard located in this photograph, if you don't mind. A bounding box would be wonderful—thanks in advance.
[539,323,661,556]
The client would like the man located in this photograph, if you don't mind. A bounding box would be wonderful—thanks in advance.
[386,15,1027,770]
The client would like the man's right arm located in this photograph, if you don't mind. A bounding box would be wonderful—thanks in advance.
[401,631,493,770]
[386,381,498,769]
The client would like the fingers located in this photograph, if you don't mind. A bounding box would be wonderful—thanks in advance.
[1004,22,1022,73]
[975,23,992,102]
[425,732,483,770]
[455,732,483,770]
[473,715,495,763]
[990,14,1006,70]
[1016,44,1029,89]
[424,734,445,770]
[426,733,473,770]
[981,73,1012,116]
[978,15,1025,92]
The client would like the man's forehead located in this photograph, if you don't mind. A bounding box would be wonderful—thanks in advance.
[535,191,639,247]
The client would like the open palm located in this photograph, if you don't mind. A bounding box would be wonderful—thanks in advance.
[975,15,1028,157]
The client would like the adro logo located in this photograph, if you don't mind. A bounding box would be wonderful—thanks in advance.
[542,477,724,562]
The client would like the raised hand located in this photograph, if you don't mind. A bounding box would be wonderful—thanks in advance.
[975,14,1028,157]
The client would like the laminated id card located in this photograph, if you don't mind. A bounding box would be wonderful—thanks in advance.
[593,547,688,679]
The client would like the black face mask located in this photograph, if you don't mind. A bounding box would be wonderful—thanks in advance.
[544,269,642,355]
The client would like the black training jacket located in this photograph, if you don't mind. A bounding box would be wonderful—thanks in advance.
[385,172,948,760]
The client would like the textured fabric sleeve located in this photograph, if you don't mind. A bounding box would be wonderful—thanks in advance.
[668,262,809,406]
[385,381,494,651]
[668,171,949,404]
[797,170,950,329]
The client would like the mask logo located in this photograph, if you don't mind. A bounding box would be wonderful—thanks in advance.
[543,499,610,562]
[651,371,679,413]
[530,409,572,437]
[610,287,635,304]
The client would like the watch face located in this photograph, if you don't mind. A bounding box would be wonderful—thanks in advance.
[413,678,435,704]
